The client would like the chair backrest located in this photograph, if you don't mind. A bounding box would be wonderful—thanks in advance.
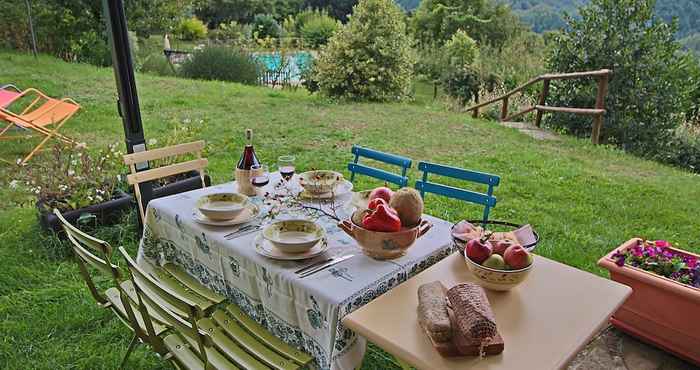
[415,162,500,225]
[348,145,412,188]
[0,84,20,108]
[53,209,121,305]
[119,247,212,363]
[123,140,208,220]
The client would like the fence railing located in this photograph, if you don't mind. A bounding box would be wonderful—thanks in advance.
[465,69,612,144]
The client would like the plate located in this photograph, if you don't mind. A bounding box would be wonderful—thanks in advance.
[254,233,329,260]
[262,219,326,253]
[192,202,260,226]
[298,179,353,200]
[350,190,372,210]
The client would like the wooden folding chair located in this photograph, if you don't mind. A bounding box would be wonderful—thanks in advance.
[348,145,412,188]
[53,208,163,368]
[415,162,500,226]
[119,247,314,370]
[0,88,80,164]
[123,141,208,221]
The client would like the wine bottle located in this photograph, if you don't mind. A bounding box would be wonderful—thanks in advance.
[237,129,260,170]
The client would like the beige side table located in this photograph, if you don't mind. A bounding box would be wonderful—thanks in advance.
[343,253,632,370]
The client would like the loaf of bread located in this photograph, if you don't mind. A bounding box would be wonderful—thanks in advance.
[417,281,452,342]
[446,283,498,343]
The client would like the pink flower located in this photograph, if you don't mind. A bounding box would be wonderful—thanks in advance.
[655,240,671,248]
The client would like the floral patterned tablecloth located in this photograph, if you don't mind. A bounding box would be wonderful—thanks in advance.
[138,180,455,370]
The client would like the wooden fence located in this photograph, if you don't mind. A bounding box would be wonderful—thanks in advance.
[465,69,612,144]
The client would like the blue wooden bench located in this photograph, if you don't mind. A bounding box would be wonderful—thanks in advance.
[415,162,500,225]
[348,145,412,188]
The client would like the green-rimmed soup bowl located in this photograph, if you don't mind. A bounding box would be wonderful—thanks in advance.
[196,192,249,221]
[262,219,326,253]
[298,170,343,195]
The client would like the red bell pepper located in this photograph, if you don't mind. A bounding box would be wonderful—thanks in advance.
[368,197,388,210]
[362,204,402,232]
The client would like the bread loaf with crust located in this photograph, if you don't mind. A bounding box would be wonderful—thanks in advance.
[417,281,452,342]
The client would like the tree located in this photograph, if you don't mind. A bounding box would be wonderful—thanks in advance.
[412,0,524,47]
[195,0,304,27]
[302,0,358,22]
[546,0,694,154]
[314,0,414,101]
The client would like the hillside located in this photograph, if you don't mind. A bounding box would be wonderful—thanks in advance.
[400,0,700,38]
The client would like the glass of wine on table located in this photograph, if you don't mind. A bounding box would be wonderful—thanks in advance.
[250,164,270,194]
[277,155,296,193]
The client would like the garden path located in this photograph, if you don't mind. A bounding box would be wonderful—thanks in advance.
[500,121,560,141]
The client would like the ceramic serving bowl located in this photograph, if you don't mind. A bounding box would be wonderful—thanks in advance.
[339,211,433,260]
[298,170,343,194]
[463,249,533,291]
[262,219,326,253]
[196,192,249,220]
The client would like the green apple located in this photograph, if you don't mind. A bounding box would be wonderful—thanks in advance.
[482,254,507,270]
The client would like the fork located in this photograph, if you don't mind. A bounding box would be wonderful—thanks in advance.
[224,224,260,239]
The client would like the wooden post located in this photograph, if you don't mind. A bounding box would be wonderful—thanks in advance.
[472,94,479,118]
[591,74,609,145]
[534,79,550,127]
[500,97,509,121]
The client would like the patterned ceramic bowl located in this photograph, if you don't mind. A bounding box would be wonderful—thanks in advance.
[339,213,433,260]
[463,249,533,291]
[262,219,326,253]
[196,192,248,220]
[298,170,343,194]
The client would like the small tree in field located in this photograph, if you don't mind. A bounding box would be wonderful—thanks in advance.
[546,0,694,154]
[314,0,415,101]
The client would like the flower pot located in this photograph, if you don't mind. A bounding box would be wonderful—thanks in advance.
[37,189,134,234]
[598,238,700,366]
[152,170,211,199]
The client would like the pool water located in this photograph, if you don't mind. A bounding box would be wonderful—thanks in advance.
[254,51,312,83]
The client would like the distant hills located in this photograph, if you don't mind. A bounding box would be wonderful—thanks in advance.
[397,0,700,39]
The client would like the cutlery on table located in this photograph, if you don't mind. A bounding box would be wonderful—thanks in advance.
[224,224,261,239]
[298,254,354,278]
[294,257,334,275]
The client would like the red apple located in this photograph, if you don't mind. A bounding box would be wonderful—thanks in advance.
[493,239,517,256]
[503,245,533,270]
[369,186,394,203]
[466,238,493,264]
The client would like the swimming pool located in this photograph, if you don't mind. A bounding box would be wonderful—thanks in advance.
[254,51,313,84]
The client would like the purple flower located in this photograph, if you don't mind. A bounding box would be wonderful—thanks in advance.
[632,245,643,257]
[662,250,674,259]
[685,256,698,270]
[615,255,626,267]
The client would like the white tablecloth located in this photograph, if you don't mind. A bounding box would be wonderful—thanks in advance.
[138,179,455,370]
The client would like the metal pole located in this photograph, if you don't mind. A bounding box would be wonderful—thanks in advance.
[102,0,152,226]
[25,0,38,58]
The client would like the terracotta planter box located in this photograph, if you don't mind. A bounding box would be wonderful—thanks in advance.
[598,238,700,366]
[38,189,134,233]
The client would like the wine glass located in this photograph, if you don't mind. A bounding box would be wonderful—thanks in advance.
[277,155,296,182]
[250,164,270,193]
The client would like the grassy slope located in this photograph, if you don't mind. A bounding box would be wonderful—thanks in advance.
[1,52,699,369]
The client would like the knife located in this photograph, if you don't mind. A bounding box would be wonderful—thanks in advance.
[294,257,334,274]
[298,254,354,278]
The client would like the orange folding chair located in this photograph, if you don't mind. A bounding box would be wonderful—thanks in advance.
[0,88,80,164]
[0,84,22,108]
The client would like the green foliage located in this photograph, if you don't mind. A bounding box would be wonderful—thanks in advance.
[140,53,176,76]
[314,0,415,101]
[412,0,525,47]
[441,65,481,105]
[195,0,305,27]
[252,14,282,39]
[209,21,253,44]
[299,10,340,48]
[302,0,359,22]
[444,30,479,67]
[546,0,698,167]
[124,0,195,38]
[681,33,700,58]
[180,46,259,84]
[476,31,547,91]
[175,17,208,41]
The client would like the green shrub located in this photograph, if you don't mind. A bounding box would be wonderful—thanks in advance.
[252,14,281,40]
[546,0,694,157]
[210,21,252,44]
[314,0,415,101]
[180,46,258,84]
[176,17,208,41]
[444,30,479,67]
[140,53,175,76]
[296,10,341,48]
[441,65,481,106]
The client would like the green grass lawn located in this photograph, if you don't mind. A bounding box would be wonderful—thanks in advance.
[1,51,699,369]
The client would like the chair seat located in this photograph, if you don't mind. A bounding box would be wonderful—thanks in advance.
[146,261,225,317]
[105,281,167,336]
[164,332,242,370]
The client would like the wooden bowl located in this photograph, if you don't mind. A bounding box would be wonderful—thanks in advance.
[338,216,432,260]
[463,249,533,291]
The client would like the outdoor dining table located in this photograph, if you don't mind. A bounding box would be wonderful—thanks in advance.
[342,252,633,370]
[136,173,456,370]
